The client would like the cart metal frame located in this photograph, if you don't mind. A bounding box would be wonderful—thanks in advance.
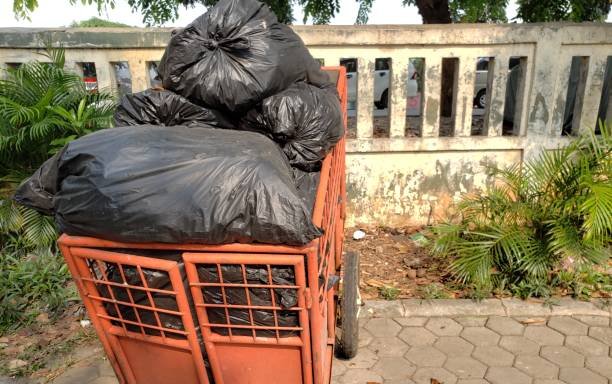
[58,66,351,384]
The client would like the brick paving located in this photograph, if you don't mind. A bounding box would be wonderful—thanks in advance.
[2,299,611,384]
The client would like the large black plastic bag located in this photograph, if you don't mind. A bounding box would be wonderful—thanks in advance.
[241,82,344,171]
[102,250,191,336]
[12,149,64,216]
[197,264,299,337]
[14,125,322,245]
[157,0,332,113]
[114,89,235,129]
[101,251,299,338]
[294,169,320,212]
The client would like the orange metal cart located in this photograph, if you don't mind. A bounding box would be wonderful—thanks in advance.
[58,67,359,384]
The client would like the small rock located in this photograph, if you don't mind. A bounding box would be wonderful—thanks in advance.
[17,328,33,337]
[410,232,429,247]
[352,230,366,240]
[403,255,426,268]
[0,342,8,348]
[80,319,91,328]
[0,336,9,343]
[416,268,427,278]
[36,312,50,324]
[8,359,28,371]
[407,269,417,279]
[36,338,51,348]
[375,245,384,254]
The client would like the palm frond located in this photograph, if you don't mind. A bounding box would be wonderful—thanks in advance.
[433,121,611,295]
[20,206,57,249]
[579,180,612,242]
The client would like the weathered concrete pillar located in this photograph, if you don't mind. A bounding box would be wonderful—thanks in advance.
[127,58,148,92]
[485,53,509,137]
[0,62,7,79]
[94,61,113,91]
[421,54,441,137]
[356,56,374,139]
[523,28,563,161]
[455,55,477,137]
[578,54,608,134]
[389,55,408,138]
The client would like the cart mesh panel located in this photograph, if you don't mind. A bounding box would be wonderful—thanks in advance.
[317,134,345,314]
[192,263,302,338]
[85,255,188,340]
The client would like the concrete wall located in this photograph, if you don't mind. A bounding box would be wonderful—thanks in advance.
[1,24,611,226]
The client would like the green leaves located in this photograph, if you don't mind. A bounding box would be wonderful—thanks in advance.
[0,46,114,333]
[0,199,57,251]
[0,46,115,174]
[516,0,610,22]
[433,123,611,299]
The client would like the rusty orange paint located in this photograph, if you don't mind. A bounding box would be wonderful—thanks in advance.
[58,67,348,384]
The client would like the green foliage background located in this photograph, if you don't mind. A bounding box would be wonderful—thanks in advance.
[12,0,611,25]
[432,123,612,299]
[0,48,115,333]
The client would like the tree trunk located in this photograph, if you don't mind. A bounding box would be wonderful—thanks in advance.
[414,0,452,24]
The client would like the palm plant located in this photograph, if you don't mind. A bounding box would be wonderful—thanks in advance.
[0,46,115,176]
[0,46,115,251]
[0,46,115,331]
[432,122,611,298]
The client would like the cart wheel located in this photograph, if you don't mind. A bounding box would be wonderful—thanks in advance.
[336,251,360,359]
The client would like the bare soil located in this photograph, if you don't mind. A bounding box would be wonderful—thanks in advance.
[344,226,456,300]
[0,304,99,382]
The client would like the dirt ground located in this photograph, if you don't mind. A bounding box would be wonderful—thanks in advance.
[345,226,612,301]
[344,226,456,300]
[0,304,99,382]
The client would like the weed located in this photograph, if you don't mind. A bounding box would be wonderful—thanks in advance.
[379,285,401,300]
[418,283,451,300]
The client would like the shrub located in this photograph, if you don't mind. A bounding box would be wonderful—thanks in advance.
[432,123,611,298]
[0,46,115,331]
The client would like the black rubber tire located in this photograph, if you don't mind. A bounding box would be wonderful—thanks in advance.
[475,89,487,109]
[335,251,360,359]
[378,89,388,110]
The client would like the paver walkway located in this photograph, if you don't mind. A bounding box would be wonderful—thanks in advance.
[2,299,611,384]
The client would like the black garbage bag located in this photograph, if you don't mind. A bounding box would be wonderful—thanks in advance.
[241,82,344,171]
[13,149,64,216]
[196,264,299,337]
[98,250,300,338]
[14,125,322,245]
[294,169,320,212]
[114,89,235,129]
[157,0,332,113]
[101,250,191,336]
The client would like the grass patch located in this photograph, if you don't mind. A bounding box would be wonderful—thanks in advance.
[0,249,76,335]
[379,285,401,300]
[418,283,451,300]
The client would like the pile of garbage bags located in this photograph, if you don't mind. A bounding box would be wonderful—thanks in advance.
[14,0,343,339]
[102,251,298,338]
[15,0,343,246]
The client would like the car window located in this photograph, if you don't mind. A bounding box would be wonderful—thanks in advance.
[340,59,357,73]
[476,59,489,71]
[375,58,390,71]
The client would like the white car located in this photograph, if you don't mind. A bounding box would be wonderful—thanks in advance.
[474,57,521,109]
[342,58,419,111]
